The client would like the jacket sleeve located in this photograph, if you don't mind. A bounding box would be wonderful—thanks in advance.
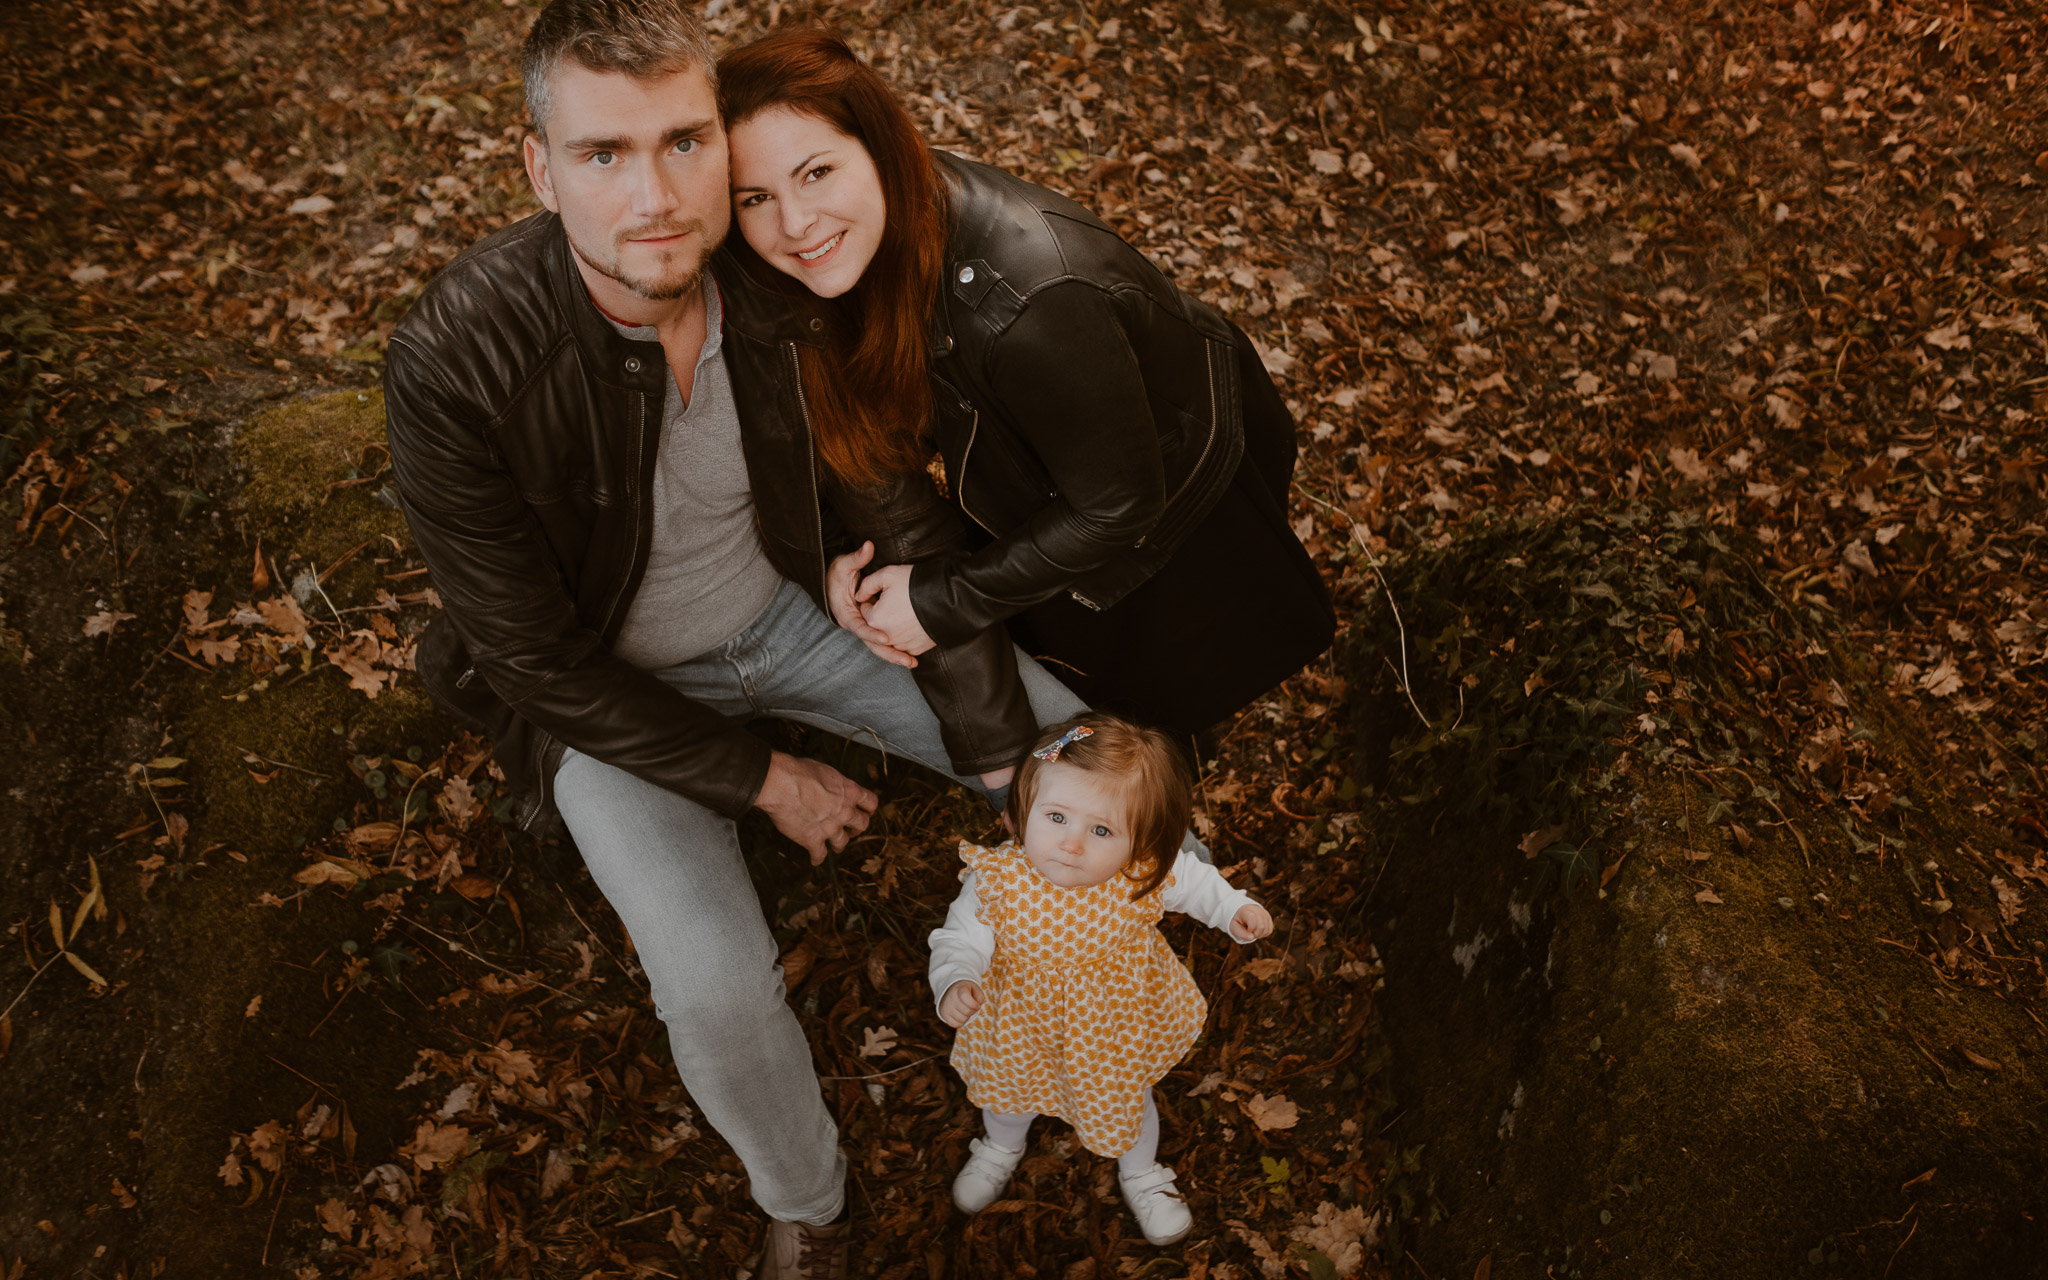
[382,339,772,819]
[1156,850,1259,940]
[928,869,997,1016]
[908,282,1166,646]
[830,471,1039,775]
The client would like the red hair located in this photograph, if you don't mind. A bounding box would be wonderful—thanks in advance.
[718,30,945,487]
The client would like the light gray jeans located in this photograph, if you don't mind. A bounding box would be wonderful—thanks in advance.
[552,579,1086,1224]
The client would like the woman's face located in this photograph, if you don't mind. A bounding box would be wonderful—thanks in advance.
[728,106,887,299]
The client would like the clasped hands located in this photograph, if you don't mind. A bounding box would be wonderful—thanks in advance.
[826,541,936,669]
[937,904,1275,1027]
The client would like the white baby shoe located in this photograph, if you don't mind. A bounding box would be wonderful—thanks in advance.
[1117,1163,1192,1246]
[951,1137,1026,1213]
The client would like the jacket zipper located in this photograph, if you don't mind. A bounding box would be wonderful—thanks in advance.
[595,392,651,640]
[954,407,999,536]
[785,342,828,589]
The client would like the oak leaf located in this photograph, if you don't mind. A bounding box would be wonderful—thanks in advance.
[400,1120,469,1172]
[1241,1092,1299,1131]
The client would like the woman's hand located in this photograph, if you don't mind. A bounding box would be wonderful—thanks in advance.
[938,978,985,1027]
[1229,903,1274,943]
[855,562,937,656]
[827,542,919,669]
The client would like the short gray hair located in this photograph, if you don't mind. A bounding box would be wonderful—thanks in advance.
[522,0,717,138]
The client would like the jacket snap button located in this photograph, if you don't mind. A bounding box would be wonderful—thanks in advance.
[624,357,642,373]
[957,266,975,284]
[945,335,955,352]
[808,317,823,332]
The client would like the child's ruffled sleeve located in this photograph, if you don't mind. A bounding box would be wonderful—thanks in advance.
[929,845,999,1016]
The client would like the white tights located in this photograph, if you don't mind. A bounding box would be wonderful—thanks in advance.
[981,1088,1162,1174]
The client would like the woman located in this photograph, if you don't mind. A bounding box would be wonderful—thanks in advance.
[718,31,1334,741]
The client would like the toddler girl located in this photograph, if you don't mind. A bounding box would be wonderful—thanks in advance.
[927,714,1272,1245]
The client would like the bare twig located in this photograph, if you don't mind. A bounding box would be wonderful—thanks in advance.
[818,1051,945,1082]
[234,747,335,780]
[0,951,63,1024]
[1295,484,1433,730]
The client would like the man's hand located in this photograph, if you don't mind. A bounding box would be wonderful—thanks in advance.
[938,979,985,1027]
[854,563,936,656]
[754,752,878,865]
[1229,902,1274,943]
[827,542,920,668]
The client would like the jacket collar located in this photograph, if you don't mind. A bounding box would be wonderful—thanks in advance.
[538,215,827,400]
[540,214,670,398]
[710,243,829,349]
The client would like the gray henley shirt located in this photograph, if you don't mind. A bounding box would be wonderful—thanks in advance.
[604,278,783,670]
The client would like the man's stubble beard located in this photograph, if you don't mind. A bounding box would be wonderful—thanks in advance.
[568,216,728,302]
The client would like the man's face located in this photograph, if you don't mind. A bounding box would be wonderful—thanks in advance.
[524,60,730,302]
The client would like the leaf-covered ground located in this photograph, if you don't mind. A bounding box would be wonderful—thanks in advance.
[3,0,2045,1277]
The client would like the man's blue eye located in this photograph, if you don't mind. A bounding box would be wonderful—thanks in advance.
[592,152,616,166]
[676,138,698,154]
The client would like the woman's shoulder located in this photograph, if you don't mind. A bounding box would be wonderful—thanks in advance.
[935,151,1146,300]
[937,151,1109,236]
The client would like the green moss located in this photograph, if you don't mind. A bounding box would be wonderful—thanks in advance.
[232,386,410,576]
[176,671,445,856]
[235,387,389,526]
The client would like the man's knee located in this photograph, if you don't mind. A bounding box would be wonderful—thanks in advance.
[649,958,791,1041]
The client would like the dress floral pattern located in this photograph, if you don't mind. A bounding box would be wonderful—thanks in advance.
[948,839,1207,1156]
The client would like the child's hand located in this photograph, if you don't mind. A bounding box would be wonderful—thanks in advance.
[939,979,985,1027]
[1229,903,1274,943]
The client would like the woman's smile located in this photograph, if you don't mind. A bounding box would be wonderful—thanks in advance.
[796,230,845,262]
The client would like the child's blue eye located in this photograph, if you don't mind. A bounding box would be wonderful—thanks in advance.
[1047,812,1065,824]
[1092,825,1111,838]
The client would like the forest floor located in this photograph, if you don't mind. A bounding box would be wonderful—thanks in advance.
[2,0,2044,1278]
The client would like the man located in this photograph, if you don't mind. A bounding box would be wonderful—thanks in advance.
[381,1,1082,1273]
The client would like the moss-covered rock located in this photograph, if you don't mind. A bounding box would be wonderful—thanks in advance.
[1347,504,2048,1278]
[233,387,408,580]
[236,388,390,526]
[130,385,473,1278]
[175,673,441,857]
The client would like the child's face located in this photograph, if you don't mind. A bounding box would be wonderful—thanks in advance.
[1019,762,1135,889]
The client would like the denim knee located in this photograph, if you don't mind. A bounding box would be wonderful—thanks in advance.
[649,963,789,1042]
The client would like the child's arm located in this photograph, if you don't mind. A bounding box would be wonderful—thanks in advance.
[1157,850,1273,943]
[928,870,997,1024]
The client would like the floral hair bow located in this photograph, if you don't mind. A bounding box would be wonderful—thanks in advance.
[1032,725,1093,762]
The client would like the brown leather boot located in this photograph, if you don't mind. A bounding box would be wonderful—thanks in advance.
[758,1215,852,1280]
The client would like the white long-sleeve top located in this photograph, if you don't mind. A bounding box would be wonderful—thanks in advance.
[927,848,1260,1015]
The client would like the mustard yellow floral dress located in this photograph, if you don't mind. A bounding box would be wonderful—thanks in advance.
[949,839,1207,1156]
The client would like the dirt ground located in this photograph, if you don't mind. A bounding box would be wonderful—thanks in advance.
[4,0,2046,1278]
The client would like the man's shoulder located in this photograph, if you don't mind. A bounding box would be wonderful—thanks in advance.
[389,212,566,362]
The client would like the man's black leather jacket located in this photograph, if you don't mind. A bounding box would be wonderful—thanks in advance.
[384,213,1033,832]
[904,153,1249,648]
